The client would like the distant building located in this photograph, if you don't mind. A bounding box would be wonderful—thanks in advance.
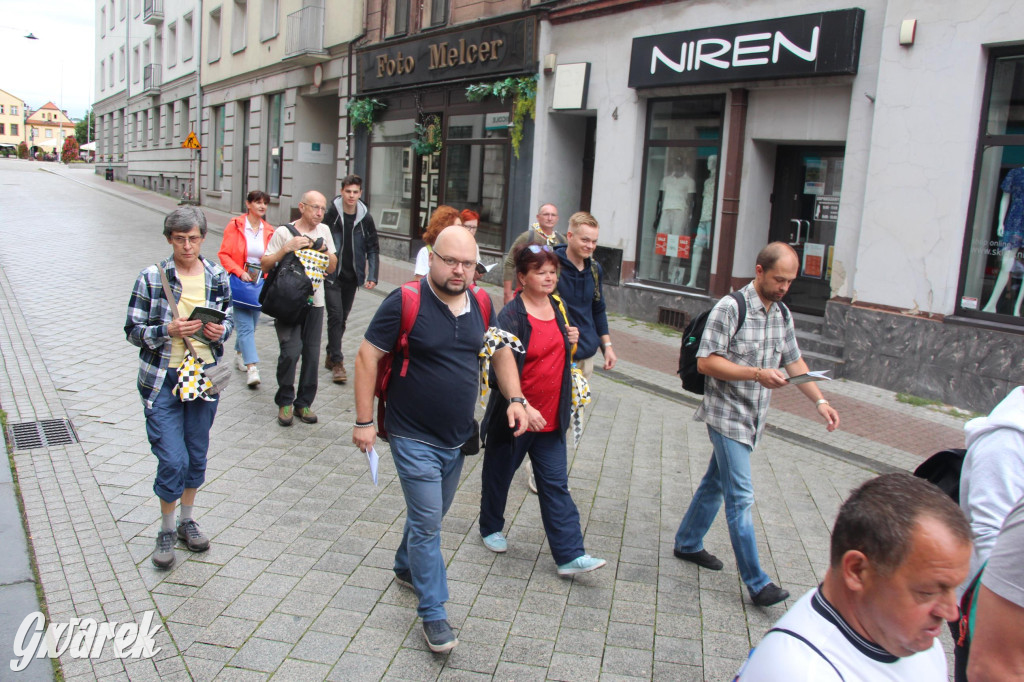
[0,89,26,152]
[25,102,75,155]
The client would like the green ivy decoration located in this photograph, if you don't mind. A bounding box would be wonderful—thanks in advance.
[465,75,538,158]
[347,97,386,133]
[411,114,443,156]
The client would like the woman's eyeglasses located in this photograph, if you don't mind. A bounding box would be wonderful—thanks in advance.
[527,244,553,254]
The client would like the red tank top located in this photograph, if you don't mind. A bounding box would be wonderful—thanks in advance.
[521,315,564,432]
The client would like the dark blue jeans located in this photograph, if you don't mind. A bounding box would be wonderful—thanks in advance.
[145,369,218,503]
[480,430,585,565]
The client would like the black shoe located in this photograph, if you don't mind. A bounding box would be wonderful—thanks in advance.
[394,569,414,591]
[423,619,458,653]
[752,582,790,607]
[673,548,724,570]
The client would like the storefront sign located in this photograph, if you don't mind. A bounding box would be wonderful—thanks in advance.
[628,9,864,88]
[359,19,536,92]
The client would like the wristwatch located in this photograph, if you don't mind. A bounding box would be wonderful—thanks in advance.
[510,397,529,407]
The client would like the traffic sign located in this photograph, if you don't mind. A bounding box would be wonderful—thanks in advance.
[181,132,201,149]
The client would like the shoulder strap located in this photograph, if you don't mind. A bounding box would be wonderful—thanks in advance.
[396,281,422,378]
[284,223,300,238]
[728,291,747,336]
[778,300,790,323]
[591,262,601,302]
[551,294,577,362]
[469,284,492,328]
[766,628,845,682]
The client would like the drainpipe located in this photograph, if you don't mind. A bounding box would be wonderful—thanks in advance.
[194,0,203,204]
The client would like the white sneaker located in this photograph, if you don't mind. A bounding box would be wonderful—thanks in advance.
[235,353,246,371]
[246,365,260,388]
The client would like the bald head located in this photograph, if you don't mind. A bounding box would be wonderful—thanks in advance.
[433,225,477,256]
[298,191,327,228]
[756,242,799,273]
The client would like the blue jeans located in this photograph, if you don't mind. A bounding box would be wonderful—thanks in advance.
[233,305,261,365]
[390,436,464,622]
[144,369,219,503]
[480,430,585,565]
[674,425,770,596]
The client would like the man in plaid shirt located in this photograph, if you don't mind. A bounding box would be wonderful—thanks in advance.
[674,242,840,607]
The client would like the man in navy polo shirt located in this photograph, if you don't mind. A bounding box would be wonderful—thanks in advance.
[353,226,531,653]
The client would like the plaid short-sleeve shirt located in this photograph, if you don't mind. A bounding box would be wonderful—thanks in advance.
[693,282,800,447]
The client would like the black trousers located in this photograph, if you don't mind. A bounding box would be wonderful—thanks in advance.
[274,306,324,409]
[324,280,358,365]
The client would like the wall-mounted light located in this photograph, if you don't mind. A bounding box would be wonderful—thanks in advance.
[543,53,557,74]
[899,19,916,46]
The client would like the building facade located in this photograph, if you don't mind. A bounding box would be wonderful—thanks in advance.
[524,0,1024,412]
[25,102,75,156]
[197,0,363,224]
[0,89,26,152]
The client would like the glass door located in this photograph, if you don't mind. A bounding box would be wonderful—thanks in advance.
[768,146,845,315]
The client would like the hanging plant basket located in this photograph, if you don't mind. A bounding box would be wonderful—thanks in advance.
[347,97,387,134]
[412,114,443,156]
[465,75,538,158]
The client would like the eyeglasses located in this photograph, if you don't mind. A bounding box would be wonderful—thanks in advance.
[300,203,326,213]
[171,235,204,245]
[433,252,477,271]
[527,244,553,254]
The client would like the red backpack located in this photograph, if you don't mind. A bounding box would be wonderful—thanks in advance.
[374,281,493,440]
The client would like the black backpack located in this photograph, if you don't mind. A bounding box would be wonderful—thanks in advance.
[258,224,314,326]
[678,292,745,394]
[913,448,967,504]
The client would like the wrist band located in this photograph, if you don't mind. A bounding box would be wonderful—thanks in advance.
[603,341,613,348]
[815,399,829,407]
[355,421,374,428]
[753,367,762,382]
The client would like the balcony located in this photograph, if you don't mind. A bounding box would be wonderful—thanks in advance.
[284,2,329,65]
[143,0,164,24]
[143,64,162,96]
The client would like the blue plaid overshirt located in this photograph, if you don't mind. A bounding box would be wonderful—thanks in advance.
[125,255,233,408]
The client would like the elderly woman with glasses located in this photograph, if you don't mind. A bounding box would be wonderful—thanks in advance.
[477,243,607,577]
[125,206,233,569]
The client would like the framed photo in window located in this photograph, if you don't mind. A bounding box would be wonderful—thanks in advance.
[380,208,402,231]
[403,176,412,199]
[430,176,439,201]
[402,149,411,172]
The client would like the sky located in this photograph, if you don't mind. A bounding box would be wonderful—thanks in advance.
[1,1,95,119]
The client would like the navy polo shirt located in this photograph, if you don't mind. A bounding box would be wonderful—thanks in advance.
[364,280,485,449]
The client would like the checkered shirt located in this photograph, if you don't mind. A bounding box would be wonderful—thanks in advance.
[125,255,233,408]
[694,282,800,447]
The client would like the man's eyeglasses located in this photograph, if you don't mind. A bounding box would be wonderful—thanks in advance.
[433,252,477,271]
[527,244,553,254]
[301,202,326,213]
[171,235,204,245]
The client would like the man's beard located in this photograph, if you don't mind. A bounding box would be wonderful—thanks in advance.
[432,273,468,296]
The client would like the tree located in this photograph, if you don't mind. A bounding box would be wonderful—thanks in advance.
[75,110,95,145]
[62,136,80,163]
[17,142,28,159]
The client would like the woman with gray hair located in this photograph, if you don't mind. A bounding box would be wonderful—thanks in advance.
[125,207,233,569]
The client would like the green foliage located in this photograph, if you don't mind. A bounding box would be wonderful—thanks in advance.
[61,137,80,164]
[465,75,538,158]
[75,110,95,144]
[411,115,442,156]
[347,98,386,133]
[17,141,28,159]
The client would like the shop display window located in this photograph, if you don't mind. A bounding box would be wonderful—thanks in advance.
[635,97,723,289]
[960,53,1024,318]
[444,113,508,250]
[368,118,416,234]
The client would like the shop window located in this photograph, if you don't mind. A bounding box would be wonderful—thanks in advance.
[425,0,448,28]
[445,112,508,250]
[391,0,409,37]
[212,106,225,191]
[368,119,416,235]
[635,96,724,289]
[960,53,1024,318]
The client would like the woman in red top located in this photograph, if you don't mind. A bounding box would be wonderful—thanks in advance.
[217,190,274,387]
[478,244,607,576]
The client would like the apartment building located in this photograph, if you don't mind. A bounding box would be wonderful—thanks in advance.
[25,102,75,155]
[0,89,26,151]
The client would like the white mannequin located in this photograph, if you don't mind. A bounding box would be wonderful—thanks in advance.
[685,155,717,288]
[661,155,695,284]
[981,193,1024,315]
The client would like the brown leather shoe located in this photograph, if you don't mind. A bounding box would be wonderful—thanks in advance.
[332,363,347,384]
[278,405,293,427]
[324,357,336,371]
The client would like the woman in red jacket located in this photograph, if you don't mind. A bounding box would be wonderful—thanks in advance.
[217,190,274,387]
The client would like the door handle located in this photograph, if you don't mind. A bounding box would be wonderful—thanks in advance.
[801,219,811,244]
[789,219,803,246]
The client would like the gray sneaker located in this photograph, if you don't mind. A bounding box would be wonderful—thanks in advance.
[423,619,458,653]
[176,519,210,552]
[152,530,175,568]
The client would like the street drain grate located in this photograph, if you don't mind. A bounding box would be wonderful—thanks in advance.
[9,419,79,450]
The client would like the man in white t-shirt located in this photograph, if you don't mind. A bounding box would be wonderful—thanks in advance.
[261,190,337,427]
[736,473,972,682]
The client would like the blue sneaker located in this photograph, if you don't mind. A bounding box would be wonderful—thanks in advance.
[394,569,414,591]
[557,554,607,577]
[423,619,458,653]
[482,532,508,553]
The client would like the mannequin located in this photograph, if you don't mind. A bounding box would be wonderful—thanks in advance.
[982,167,1024,315]
[654,155,695,284]
[685,155,717,288]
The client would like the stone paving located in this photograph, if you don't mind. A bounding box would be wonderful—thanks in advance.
[0,160,970,680]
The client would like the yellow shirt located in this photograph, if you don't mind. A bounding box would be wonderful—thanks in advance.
[169,274,214,366]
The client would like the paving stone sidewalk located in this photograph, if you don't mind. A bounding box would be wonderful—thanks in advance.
[0,162,968,680]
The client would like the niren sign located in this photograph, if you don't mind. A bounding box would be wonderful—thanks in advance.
[628,9,864,88]
[359,19,536,92]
